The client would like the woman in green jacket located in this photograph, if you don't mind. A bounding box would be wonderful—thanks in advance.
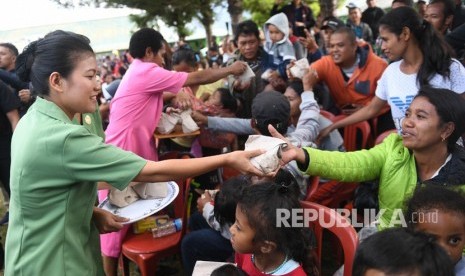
[274,86,465,230]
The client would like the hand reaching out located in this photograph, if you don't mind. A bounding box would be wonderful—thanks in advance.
[229,61,248,76]
[172,90,192,110]
[92,207,129,234]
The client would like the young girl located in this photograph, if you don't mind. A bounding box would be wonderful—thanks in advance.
[5,30,264,276]
[182,175,250,275]
[318,6,465,140]
[352,227,456,276]
[406,185,465,275]
[231,181,318,276]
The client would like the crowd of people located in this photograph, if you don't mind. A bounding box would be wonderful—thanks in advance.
[1,0,465,275]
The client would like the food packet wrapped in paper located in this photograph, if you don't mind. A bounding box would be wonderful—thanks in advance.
[245,135,287,174]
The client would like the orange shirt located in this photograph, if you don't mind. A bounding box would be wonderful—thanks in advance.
[311,45,389,114]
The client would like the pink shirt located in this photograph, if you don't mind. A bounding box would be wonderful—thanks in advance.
[105,59,188,161]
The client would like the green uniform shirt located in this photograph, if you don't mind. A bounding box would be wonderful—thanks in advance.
[5,97,147,275]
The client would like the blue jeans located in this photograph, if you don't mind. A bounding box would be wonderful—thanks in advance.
[181,214,233,275]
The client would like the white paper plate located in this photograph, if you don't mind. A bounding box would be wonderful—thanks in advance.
[98,181,179,224]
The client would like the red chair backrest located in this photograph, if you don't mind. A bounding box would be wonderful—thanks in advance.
[300,201,358,276]
[375,129,397,145]
[333,115,372,151]
[320,110,336,122]
[304,176,320,202]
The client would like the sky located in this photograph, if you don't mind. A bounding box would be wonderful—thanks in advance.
[1,0,141,31]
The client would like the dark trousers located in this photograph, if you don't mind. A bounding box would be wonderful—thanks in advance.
[0,137,11,197]
[181,213,233,276]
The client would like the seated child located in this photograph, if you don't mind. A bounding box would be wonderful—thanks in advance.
[352,227,455,276]
[405,185,465,275]
[262,12,296,89]
[181,176,250,276]
[232,181,318,276]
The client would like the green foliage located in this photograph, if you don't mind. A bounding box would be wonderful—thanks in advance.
[243,0,321,28]
[243,0,275,26]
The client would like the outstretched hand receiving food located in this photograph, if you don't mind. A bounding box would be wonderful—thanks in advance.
[226,149,277,177]
[268,124,307,165]
[172,90,192,110]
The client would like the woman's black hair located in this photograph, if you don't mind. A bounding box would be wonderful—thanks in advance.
[378,7,454,87]
[216,87,238,113]
[406,185,465,228]
[238,181,319,276]
[129,28,164,59]
[172,48,198,68]
[414,86,465,152]
[213,176,250,227]
[211,264,248,276]
[287,79,304,96]
[15,30,94,96]
[352,228,455,276]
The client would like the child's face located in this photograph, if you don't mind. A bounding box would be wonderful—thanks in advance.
[205,91,222,107]
[415,210,465,264]
[268,24,285,43]
[229,205,256,254]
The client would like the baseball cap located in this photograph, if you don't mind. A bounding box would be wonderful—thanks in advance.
[251,91,290,136]
[321,17,345,31]
[346,2,359,9]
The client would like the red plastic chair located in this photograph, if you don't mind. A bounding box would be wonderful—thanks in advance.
[304,176,320,202]
[300,201,358,276]
[308,180,359,209]
[375,129,397,145]
[333,115,372,151]
[220,166,242,182]
[120,152,192,276]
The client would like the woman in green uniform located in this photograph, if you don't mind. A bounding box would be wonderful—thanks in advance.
[4,30,264,276]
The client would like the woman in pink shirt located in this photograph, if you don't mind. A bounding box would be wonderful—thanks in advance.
[100,28,247,275]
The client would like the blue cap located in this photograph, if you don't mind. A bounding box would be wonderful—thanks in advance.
[174,218,183,231]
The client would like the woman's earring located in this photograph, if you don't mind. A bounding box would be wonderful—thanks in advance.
[441,136,446,142]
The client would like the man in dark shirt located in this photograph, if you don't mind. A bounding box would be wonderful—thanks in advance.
[362,0,386,38]
[0,80,20,225]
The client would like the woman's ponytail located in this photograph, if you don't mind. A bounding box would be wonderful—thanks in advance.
[15,40,39,83]
[417,20,452,87]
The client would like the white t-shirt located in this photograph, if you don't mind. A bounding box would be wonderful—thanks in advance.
[376,59,465,131]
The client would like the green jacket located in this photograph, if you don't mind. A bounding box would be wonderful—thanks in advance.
[302,133,465,230]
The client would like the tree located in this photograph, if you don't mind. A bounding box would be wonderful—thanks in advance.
[52,0,225,47]
[227,0,243,33]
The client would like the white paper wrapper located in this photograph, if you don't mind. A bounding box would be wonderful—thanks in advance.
[156,112,180,134]
[132,182,168,199]
[192,261,235,276]
[180,109,200,133]
[245,135,287,174]
[289,58,310,79]
[261,68,273,81]
[109,187,139,208]
[237,63,256,84]
[156,109,199,134]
